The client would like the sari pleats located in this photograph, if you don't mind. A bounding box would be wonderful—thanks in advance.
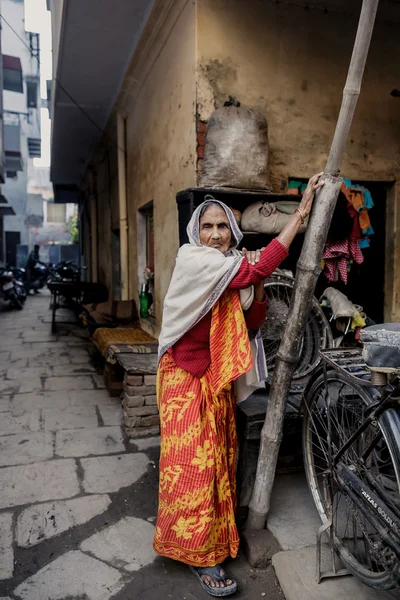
[153,290,252,566]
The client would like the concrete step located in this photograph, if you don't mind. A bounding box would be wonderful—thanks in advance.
[273,545,400,600]
[268,473,400,600]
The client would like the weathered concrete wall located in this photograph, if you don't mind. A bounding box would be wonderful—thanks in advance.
[82,0,400,324]
[116,0,197,327]
[90,126,120,297]
[196,0,400,320]
[197,0,400,183]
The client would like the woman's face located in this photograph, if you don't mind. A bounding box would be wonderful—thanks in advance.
[199,205,232,253]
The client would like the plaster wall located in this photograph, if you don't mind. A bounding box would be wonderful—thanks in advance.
[94,137,120,298]
[196,0,400,320]
[117,0,197,327]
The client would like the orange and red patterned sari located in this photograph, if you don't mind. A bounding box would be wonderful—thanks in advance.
[153,289,252,566]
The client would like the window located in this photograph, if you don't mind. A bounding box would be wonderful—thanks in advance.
[6,171,17,179]
[138,202,155,310]
[144,205,154,271]
[28,138,41,158]
[46,80,52,103]
[47,203,66,223]
[26,80,38,108]
[3,55,23,93]
[4,122,23,172]
[29,34,40,60]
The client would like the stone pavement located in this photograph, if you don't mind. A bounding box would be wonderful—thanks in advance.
[0,293,284,600]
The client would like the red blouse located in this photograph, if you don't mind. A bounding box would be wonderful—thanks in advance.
[170,238,288,378]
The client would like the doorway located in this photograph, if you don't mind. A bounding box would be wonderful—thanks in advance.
[315,181,387,324]
[112,229,121,300]
[5,231,20,266]
[289,178,387,324]
[341,181,386,324]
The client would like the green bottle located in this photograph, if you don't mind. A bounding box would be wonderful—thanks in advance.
[139,284,149,319]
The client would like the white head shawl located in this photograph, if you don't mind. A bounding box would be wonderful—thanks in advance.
[158,196,267,401]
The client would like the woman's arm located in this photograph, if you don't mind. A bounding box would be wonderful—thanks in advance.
[244,291,267,330]
[231,173,324,290]
[228,238,288,289]
[278,172,324,249]
[243,173,324,265]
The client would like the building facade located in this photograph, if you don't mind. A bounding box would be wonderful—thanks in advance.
[50,0,400,334]
[0,1,12,264]
[1,0,75,267]
[1,0,42,265]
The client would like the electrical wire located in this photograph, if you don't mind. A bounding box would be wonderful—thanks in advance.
[0,13,126,156]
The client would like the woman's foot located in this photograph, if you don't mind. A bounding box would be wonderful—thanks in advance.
[201,566,233,588]
[189,564,237,597]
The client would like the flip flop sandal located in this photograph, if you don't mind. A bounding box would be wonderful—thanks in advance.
[189,565,238,597]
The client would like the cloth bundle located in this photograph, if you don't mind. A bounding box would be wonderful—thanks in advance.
[200,103,272,191]
[322,239,364,284]
[241,200,308,234]
[320,179,374,284]
[341,180,374,248]
[81,300,139,333]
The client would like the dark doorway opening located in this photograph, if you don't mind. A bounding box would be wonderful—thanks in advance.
[112,228,121,301]
[5,231,20,266]
[315,181,387,324]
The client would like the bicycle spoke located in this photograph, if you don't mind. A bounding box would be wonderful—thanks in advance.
[304,370,400,584]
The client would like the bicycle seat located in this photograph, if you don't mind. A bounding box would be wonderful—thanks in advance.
[360,323,400,373]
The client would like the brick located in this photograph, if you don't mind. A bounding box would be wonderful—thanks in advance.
[197,146,205,159]
[144,375,157,386]
[129,385,156,397]
[124,375,143,386]
[141,415,160,427]
[123,405,158,417]
[197,120,207,133]
[123,416,141,428]
[197,133,206,147]
[124,425,160,439]
[123,406,144,418]
[145,395,157,406]
[123,394,145,409]
[123,383,137,397]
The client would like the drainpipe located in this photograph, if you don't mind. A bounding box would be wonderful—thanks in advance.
[117,113,129,300]
[89,169,98,283]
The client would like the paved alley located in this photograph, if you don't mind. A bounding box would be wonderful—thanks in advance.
[0,293,283,600]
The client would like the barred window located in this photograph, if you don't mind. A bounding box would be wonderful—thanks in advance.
[47,203,66,223]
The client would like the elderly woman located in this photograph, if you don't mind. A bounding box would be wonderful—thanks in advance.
[154,174,323,596]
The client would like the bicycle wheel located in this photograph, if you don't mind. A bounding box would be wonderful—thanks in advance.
[303,369,400,590]
[261,277,333,384]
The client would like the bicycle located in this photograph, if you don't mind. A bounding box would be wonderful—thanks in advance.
[302,323,400,590]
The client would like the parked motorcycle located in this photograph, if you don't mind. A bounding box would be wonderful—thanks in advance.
[27,262,49,293]
[10,262,48,294]
[0,267,26,310]
[47,261,80,284]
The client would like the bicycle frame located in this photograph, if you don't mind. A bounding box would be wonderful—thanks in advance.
[336,462,400,561]
[322,364,400,576]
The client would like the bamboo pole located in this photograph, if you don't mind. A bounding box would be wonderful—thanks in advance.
[247,0,380,530]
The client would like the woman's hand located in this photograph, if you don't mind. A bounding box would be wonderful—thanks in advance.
[298,172,324,218]
[242,247,266,266]
[277,172,325,251]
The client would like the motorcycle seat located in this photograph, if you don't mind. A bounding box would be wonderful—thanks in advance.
[360,323,400,373]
